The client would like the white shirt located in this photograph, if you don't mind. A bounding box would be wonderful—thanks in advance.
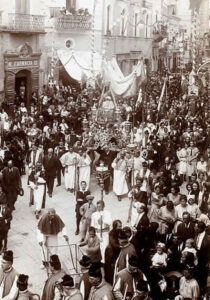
[196,231,205,250]
[91,210,112,230]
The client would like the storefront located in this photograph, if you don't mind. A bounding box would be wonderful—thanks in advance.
[4,43,41,107]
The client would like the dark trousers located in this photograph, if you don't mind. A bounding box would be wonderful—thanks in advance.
[76,211,82,231]
[46,175,55,194]
[6,190,18,210]
[57,168,64,185]
[0,232,8,252]
[104,177,110,193]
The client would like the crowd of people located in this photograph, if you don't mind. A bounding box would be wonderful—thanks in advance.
[0,69,209,299]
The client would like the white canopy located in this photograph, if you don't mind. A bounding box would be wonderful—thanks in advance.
[57,50,146,97]
[57,50,102,82]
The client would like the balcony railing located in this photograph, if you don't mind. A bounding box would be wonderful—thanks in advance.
[54,14,92,31]
[8,13,45,33]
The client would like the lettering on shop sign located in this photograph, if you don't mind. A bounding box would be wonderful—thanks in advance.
[7,60,39,68]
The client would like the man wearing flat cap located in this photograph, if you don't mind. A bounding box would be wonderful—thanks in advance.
[37,208,69,264]
[42,254,66,300]
[54,274,82,300]
[88,264,114,300]
[0,250,19,299]
[80,195,96,241]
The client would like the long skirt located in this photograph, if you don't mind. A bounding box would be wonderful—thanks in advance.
[34,185,45,211]
[64,165,76,189]
[113,169,128,196]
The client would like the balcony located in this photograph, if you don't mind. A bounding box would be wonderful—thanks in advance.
[54,14,92,31]
[7,13,45,33]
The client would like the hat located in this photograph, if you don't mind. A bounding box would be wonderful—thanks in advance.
[128,256,139,268]
[86,195,94,201]
[118,229,128,241]
[3,250,13,263]
[50,255,60,264]
[17,274,29,287]
[88,264,102,278]
[79,255,91,268]
[60,275,74,287]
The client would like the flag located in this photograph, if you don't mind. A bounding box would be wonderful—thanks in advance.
[189,0,202,10]
[189,70,196,86]
[158,78,167,112]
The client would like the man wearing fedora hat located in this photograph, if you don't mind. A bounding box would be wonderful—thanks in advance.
[0,250,19,299]
[54,274,82,300]
[42,254,66,300]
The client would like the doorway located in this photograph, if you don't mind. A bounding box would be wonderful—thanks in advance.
[15,69,31,107]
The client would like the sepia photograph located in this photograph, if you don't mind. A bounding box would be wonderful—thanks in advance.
[0,0,209,299]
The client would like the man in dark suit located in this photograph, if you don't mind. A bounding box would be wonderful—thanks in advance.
[54,141,66,187]
[177,212,195,246]
[195,221,210,290]
[2,160,22,210]
[131,203,149,254]
[75,181,90,235]
[96,145,117,194]
[158,223,174,250]
[43,148,59,197]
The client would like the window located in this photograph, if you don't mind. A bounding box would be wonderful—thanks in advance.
[15,0,30,14]
[134,13,138,37]
[145,14,148,38]
[106,5,111,34]
[121,9,126,36]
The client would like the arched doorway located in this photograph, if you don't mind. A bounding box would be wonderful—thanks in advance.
[15,69,32,107]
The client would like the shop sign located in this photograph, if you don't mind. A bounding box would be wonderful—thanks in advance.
[7,59,39,69]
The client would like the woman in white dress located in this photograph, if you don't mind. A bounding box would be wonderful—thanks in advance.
[112,151,129,201]
[177,144,188,181]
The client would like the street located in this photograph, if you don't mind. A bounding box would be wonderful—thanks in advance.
[7,173,129,295]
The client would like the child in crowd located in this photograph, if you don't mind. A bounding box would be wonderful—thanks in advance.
[182,238,198,265]
[151,243,167,270]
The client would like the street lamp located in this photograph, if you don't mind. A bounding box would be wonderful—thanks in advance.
[95,162,110,201]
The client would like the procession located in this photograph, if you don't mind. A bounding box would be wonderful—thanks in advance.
[0,0,209,299]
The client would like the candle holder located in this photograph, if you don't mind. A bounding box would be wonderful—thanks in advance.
[95,162,110,201]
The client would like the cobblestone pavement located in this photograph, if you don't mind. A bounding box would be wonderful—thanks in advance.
[6,173,129,295]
